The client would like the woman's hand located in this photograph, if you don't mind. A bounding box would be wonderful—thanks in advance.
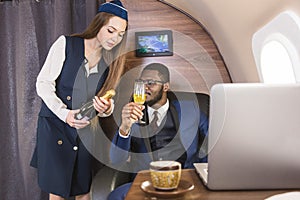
[93,96,112,114]
[66,110,90,129]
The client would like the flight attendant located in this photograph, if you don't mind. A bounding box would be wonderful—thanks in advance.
[30,1,128,199]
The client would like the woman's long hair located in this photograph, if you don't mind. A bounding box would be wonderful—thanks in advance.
[72,12,128,97]
[72,12,128,129]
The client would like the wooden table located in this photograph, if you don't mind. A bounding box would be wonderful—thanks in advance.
[125,169,296,200]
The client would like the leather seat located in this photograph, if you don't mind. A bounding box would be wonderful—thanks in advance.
[90,91,209,200]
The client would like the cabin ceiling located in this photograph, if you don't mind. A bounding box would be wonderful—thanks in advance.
[163,0,300,83]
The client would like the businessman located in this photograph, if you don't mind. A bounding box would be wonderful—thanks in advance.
[108,63,208,199]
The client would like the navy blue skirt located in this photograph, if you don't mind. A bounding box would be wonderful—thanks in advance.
[30,116,101,197]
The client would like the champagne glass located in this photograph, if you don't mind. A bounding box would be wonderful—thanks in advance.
[133,79,146,124]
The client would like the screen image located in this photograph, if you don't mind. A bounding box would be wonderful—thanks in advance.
[135,30,173,57]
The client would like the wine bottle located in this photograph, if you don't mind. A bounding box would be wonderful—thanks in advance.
[75,89,116,121]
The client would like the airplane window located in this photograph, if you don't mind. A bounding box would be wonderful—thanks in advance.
[261,39,295,83]
[252,11,300,83]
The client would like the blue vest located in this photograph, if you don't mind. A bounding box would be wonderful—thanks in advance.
[149,109,187,165]
[38,36,108,118]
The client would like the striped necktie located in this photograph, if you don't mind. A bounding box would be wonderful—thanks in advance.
[150,111,159,132]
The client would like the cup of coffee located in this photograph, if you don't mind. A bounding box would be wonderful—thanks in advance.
[150,160,182,190]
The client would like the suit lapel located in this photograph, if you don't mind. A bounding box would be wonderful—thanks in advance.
[140,102,180,161]
[169,102,180,132]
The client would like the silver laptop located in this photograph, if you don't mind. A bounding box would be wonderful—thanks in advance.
[194,83,300,190]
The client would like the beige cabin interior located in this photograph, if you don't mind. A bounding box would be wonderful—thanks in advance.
[92,1,300,199]
[120,0,300,89]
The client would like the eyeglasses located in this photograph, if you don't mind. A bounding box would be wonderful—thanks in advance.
[138,79,166,87]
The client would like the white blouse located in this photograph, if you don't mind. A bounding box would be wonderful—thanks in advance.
[36,35,112,122]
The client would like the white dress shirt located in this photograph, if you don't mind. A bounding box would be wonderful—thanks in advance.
[119,99,169,138]
[147,99,169,127]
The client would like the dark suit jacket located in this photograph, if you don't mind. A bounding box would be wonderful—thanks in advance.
[110,98,208,173]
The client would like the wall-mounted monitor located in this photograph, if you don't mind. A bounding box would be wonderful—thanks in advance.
[135,30,173,57]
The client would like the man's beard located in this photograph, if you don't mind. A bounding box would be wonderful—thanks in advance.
[146,86,163,107]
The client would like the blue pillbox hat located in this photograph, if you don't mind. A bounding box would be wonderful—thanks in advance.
[98,0,128,21]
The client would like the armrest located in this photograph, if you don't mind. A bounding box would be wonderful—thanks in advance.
[91,166,132,200]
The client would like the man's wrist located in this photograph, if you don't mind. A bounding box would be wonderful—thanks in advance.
[119,128,129,136]
[119,124,131,136]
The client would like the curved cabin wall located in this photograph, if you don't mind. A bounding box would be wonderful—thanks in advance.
[120,0,231,95]
[163,0,300,82]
